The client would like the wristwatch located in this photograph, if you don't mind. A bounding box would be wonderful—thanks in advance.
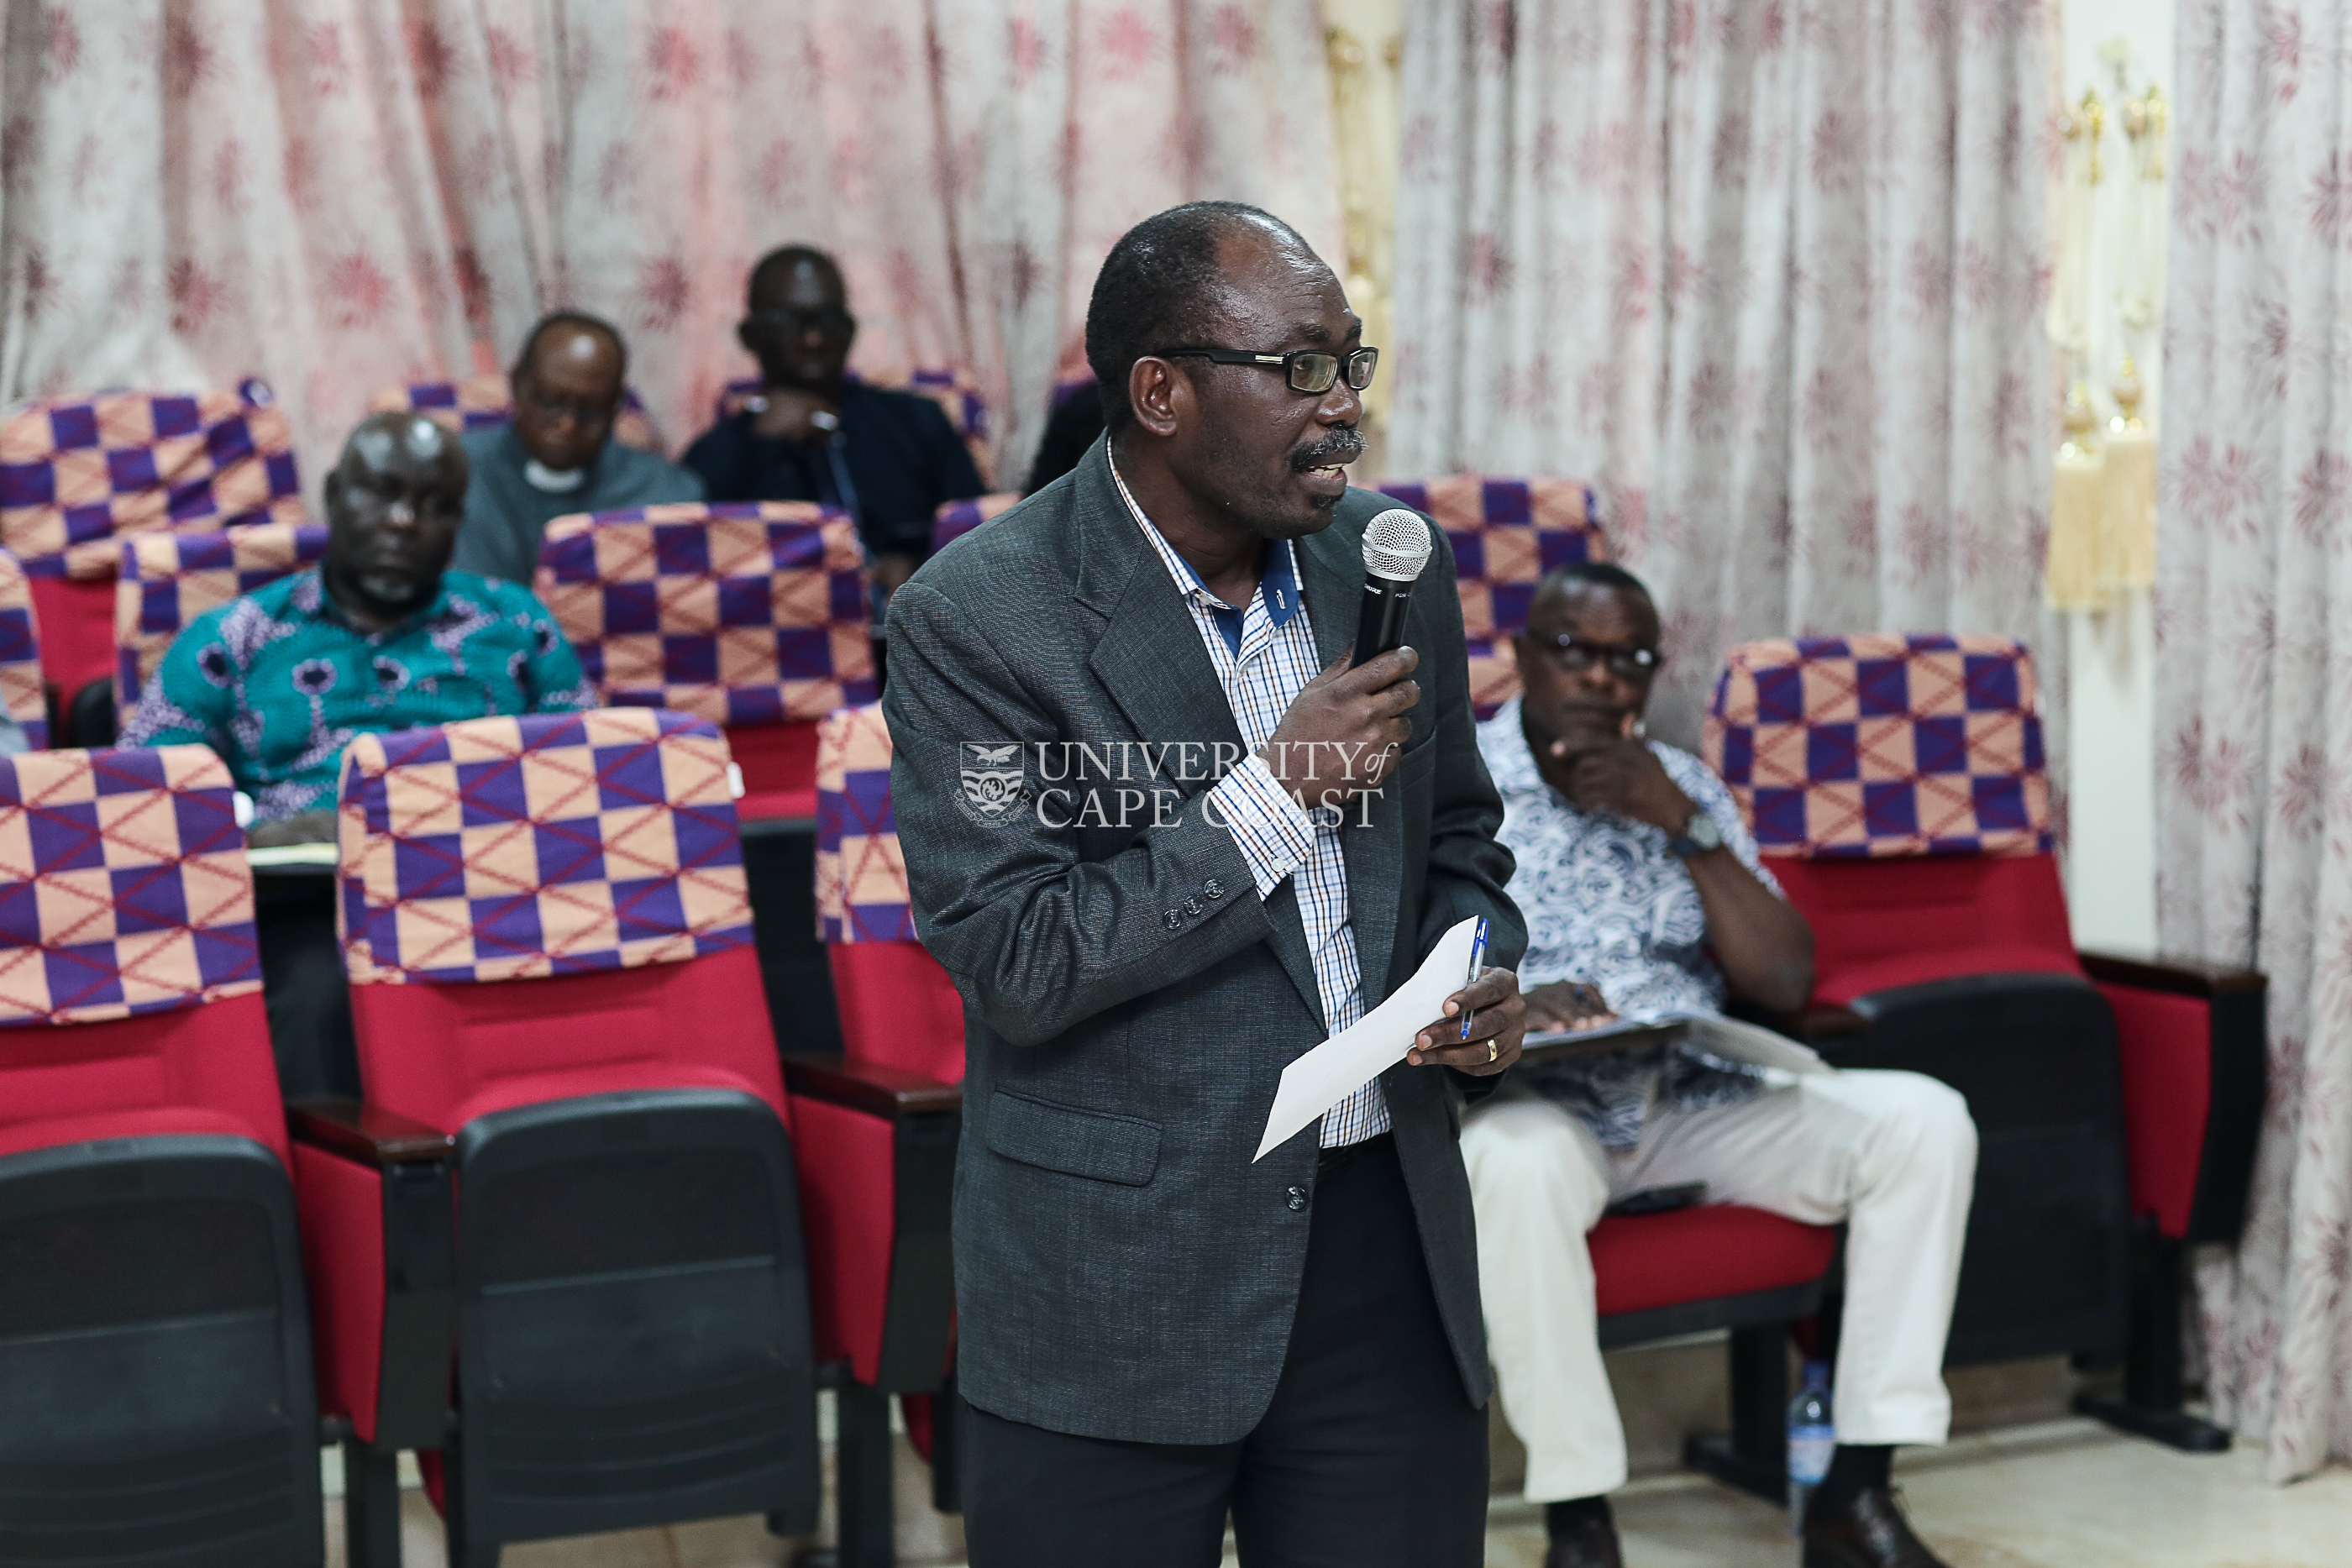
[1667,809,1724,859]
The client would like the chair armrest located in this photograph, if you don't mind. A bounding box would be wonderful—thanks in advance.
[781,1055,962,1119]
[287,1099,454,1165]
[2078,951,2265,998]
[1793,1004,1868,1040]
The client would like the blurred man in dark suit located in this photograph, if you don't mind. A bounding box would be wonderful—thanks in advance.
[684,247,983,590]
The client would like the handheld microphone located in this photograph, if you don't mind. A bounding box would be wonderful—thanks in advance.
[1352,508,1436,666]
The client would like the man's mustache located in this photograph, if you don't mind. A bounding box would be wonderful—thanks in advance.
[1291,429,1366,469]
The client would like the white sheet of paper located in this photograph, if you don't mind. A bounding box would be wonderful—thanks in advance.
[1254,915,1483,1162]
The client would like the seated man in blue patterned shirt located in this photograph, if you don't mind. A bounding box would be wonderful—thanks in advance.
[1462,563,1976,1568]
[126,412,595,844]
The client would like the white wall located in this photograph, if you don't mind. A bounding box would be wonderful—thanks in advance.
[2059,0,2171,954]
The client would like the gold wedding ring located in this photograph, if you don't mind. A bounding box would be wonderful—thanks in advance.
[1488,1038,1499,1063]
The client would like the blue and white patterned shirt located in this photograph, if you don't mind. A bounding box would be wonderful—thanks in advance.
[1478,696,1773,1147]
[1111,459,1383,1148]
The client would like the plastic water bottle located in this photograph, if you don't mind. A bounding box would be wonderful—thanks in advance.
[1787,1361,1835,1534]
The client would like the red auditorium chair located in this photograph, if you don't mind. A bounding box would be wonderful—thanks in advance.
[533,501,876,1057]
[1705,632,2264,1450]
[930,491,1021,553]
[0,548,50,747]
[293,708,822,1568]
[0,743,322,1565]
[716,367,995,487]
[115,520,330,726]
[0,382,304,721]
[1372,475,1609,717]
[1593,1201,1840,1498]
[795,701,964,1562]
[369,373,664,454]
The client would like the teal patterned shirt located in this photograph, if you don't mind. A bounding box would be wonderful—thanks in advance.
[124,569,596,820]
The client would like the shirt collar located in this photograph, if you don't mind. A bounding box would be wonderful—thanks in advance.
[297,567,454,642]
[1480,695,1546,796]
[1107,448,1302,641]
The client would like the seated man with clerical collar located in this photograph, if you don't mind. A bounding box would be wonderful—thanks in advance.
[682,245,984,594]
[450,311,704,585]
[1462,560,1978,1568]
[124,412,596,846]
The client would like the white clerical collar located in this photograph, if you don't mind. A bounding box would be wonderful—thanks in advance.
[524,459,585,493]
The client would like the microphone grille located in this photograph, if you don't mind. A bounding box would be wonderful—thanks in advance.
[1362,508,1435,583]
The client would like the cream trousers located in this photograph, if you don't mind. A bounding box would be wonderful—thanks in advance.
[1461,1068,1978,1502]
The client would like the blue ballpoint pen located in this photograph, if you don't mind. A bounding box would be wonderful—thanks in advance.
[1461,916,1489,1040]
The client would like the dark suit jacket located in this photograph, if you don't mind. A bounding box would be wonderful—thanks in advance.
[681,385,985,559]
[883,439,1525,1445]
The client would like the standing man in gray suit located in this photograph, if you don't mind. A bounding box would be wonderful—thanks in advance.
[884,202,1530,1565]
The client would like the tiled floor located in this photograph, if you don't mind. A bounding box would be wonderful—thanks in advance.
[329,1418,2352,1567]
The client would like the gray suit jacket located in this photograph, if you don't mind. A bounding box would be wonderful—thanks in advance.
[883,441,1526,1444]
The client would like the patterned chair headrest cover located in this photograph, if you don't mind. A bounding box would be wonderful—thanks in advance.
[115,522,330,722]
[0,381,304,580]
[0,550,47,748]
[533,501,877,728]
[336,708,754,986]
[931,492,1021,553]
[1704,633,2052,859]
[0,744,260,1026]
[1372,475,1608,719]
[716,367,994,486]
[368,373,664,454]
[815,703,914,944]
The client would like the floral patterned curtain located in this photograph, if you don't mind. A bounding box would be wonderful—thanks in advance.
[2157,0,2352,1484]
[0,0,1344,485]
[1389,0,2060,751]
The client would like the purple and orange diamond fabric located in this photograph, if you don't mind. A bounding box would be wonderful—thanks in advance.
[930,492,1021,553]
[1704,632,2051,859]
[336,708,754,987]
[815,703,913,945]
[0,550,49,747]
[1373,475,1608,719]
[533,501,875,728]
[0,745,260,1026]
[115,522,330,721]
[0,383,304,579]
[368,373,664,454]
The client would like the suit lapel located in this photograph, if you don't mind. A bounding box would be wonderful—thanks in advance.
[1074,447,1327,1025]
[1297,507,1403,1007]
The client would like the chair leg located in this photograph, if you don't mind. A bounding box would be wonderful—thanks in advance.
[342,1439,403,1568]
[2075,1228,2231,1452]
[929,1375,965,1516]
[785,1379,897,1568]
[1684,1322,1791,1506]
[835,1381,897,1568]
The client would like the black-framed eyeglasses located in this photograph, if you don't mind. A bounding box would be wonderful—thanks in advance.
[748,306,857,338]
[1528,633,1660,679]
[1155,345,1379,395]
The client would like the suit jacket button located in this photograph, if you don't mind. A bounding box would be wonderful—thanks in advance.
[1205,878,1225,899]
[1184,899,1203,917]
[1163,910,1183,931]
[1285,1186,1309,1212]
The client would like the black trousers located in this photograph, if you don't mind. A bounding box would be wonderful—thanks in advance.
[963,1134,1488,1568]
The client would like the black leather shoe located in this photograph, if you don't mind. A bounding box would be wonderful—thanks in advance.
[1803,1485,1953,1568]
[1543,1508,1625,1568]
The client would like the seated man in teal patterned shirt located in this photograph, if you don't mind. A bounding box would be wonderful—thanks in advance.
[125,411,596,845]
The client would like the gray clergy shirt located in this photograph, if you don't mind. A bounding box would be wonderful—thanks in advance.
[452,425,705,585]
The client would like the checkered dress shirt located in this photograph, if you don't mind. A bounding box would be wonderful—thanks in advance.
[1110,459,1384,1148]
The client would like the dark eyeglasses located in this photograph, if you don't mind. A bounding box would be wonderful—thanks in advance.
[1155,345,1379,395]
[749,306,857,338]
[1529,633,1660,679]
